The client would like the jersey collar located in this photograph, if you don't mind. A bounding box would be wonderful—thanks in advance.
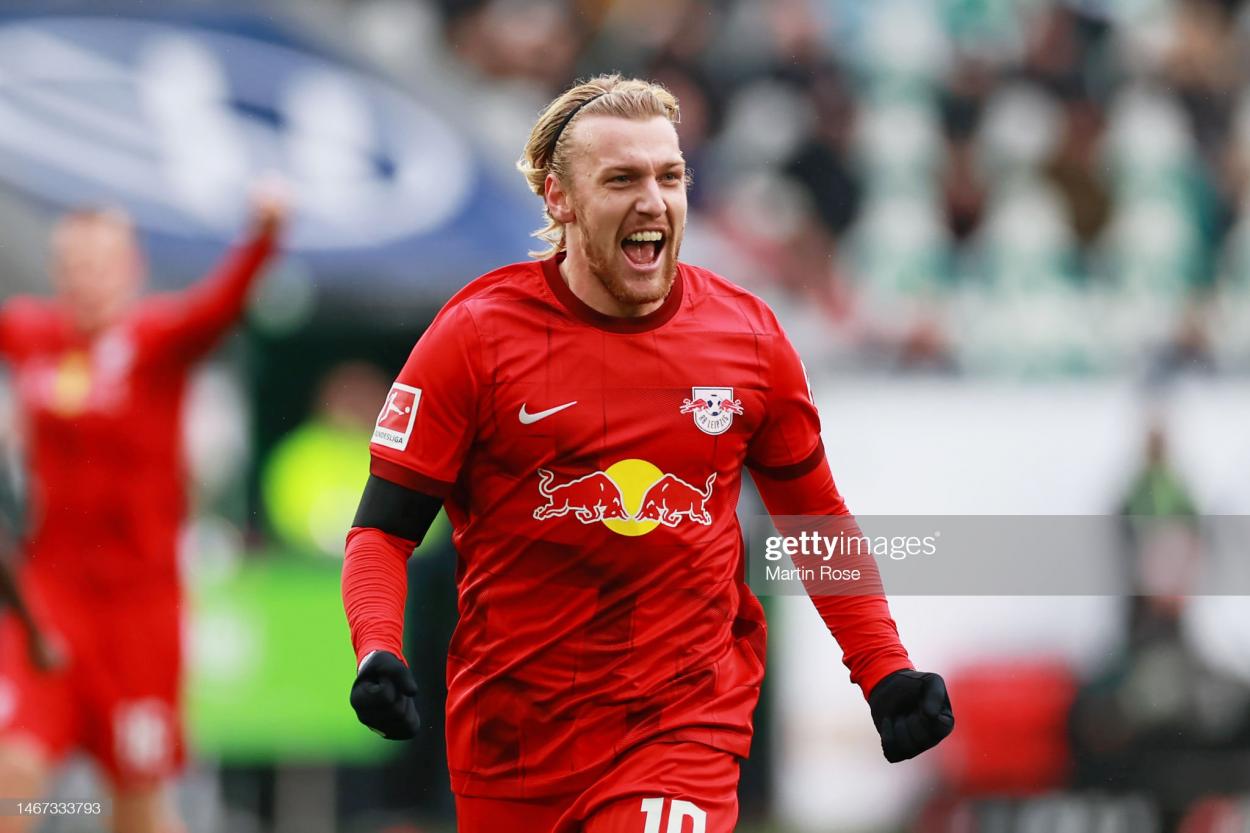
[541,252,684,334]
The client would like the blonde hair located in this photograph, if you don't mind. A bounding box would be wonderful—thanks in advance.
[517,74,681,259]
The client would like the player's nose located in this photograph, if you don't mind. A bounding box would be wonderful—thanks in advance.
[634,178,665,216]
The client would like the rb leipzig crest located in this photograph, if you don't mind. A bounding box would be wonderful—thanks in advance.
[680,387,743,436]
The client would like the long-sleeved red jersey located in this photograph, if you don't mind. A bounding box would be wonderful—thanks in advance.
[344,253,912,799]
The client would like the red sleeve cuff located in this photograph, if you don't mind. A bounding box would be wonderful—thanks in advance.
[356,644,410,670]
[858,655,915,701]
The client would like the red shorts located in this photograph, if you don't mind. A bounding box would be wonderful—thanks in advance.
[455,740,740,833]
[0,571,185,789]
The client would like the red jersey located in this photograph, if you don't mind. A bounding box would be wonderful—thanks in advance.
[364,254,908,798]
[0,232,276,595]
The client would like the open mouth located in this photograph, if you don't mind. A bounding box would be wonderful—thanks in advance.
[621,230,666,269]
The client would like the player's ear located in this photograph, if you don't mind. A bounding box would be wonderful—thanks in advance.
[544,173,575,224]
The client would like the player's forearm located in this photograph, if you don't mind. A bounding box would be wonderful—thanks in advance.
[810,593,913,695]
[180,224,279,336]
[753,456,913,696]
[342,526,415,666]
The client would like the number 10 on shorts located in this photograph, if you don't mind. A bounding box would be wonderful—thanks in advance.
[640,797,706,833]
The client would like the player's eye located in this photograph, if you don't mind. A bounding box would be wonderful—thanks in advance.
[610,174,632,184]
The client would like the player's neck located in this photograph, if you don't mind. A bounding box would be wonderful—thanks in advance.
[558,251,666,319]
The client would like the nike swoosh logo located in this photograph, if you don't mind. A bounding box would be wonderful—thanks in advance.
[518,401,577,424]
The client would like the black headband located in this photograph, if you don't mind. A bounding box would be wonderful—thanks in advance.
[551,92,606,155]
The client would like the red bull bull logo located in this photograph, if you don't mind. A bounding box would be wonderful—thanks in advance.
[533,470,630,523]
[532,459,717,537]
[680,386,743,436]
[634,472,716,527]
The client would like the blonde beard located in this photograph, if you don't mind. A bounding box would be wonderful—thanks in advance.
[577,230,679,309]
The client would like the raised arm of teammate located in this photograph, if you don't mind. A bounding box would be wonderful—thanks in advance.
[137,178,289,361]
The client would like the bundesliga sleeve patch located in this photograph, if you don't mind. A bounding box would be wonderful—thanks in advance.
[372,383,421,451]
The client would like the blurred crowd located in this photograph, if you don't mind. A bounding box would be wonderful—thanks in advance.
[339,0,1250,375]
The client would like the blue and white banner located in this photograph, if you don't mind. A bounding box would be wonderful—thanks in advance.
[0,7,534,296]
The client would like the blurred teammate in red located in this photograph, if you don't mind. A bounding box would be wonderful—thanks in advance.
[343,76,953,832]
[0,185,287,833]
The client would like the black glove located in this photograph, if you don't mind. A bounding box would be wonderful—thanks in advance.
[868,669,954,763]
[350,650,421,740]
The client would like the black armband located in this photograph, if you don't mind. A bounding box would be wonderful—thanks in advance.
[353,475,444,543]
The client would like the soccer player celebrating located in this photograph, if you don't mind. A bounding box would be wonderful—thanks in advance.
[0,184,287,833]
[343,76,953,831]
